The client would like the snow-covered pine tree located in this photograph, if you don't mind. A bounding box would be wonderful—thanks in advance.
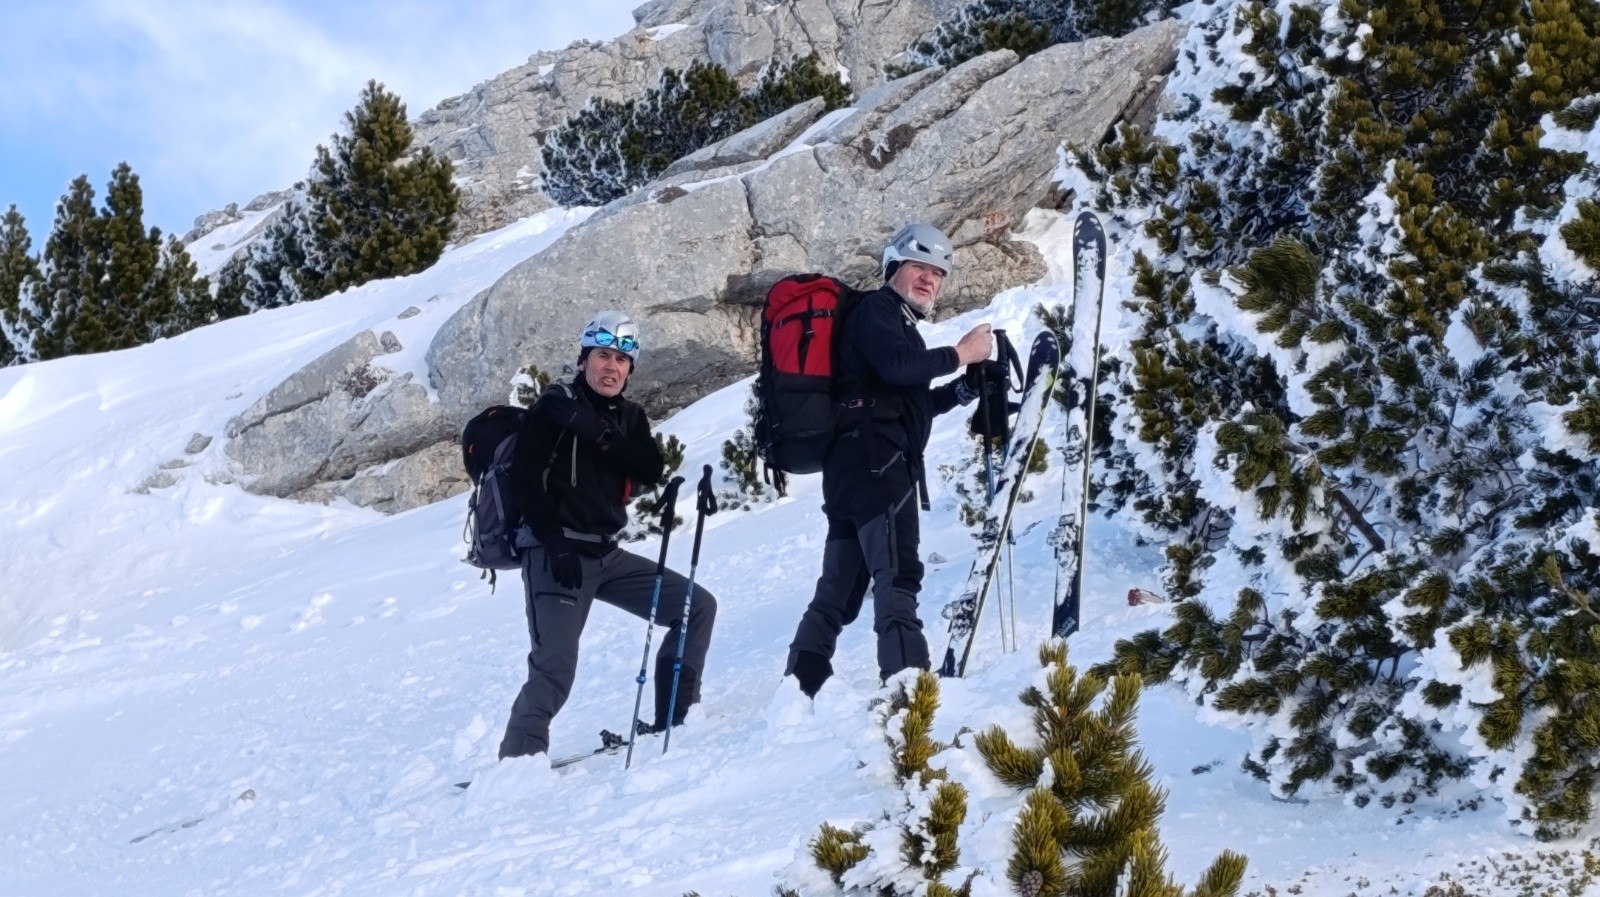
[0,205,40,366]
[745,54,853,125]
[719,388,773,509]
[628,61,746,179]
[542,63,743,208]
[543,57,851,207]
[153,234,221,339]
[301,81,458,300]
[99,162,167,351]
[15,165,220,360]
[1075,0,1600,835]
[897,0,1178,73]
[215,196,316,312]
[541,94,640,208]
[22,175,104,360]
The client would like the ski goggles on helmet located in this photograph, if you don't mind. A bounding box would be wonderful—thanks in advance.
[585,328,638,353]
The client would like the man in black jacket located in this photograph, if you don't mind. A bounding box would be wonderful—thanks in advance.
[784,224,992,694]
[498,311,718,760]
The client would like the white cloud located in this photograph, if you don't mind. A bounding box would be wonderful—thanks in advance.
[0,0,641,235]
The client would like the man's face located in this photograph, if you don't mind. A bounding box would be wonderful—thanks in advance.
[580,346,632,397]
[889,260,947,313]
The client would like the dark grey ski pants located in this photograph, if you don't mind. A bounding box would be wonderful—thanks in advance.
[499,544,717,759]
[787,485,929,681]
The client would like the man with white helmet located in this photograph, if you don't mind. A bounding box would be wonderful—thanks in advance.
[498,311,719,760]
[784,223,993,694]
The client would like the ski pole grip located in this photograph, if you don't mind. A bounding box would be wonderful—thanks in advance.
[696,464,718,517]
[654,475,687,522]
[998,330,1023,383]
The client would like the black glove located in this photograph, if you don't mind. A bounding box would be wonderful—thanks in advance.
[966,359,1010,437]
[543,537,584,590]
[962,361,988,390]
[540,389,614,449]
[953,375,979,406]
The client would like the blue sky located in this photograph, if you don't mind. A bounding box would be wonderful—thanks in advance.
[0,0,644,244]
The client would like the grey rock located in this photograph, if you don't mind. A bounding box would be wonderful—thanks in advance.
[428,177,760,423]
[134,471,181,494]
[244,188,295,213]
[184,203,242,244]
[227,332,384,440]
[662,97,827,178]
[398,306,422,320]
[817,66,943,148]
[305,442,469,514]
[633,0,705,28]
[185,433,213,454]
[225,331,451,497]
[379,331,403,354]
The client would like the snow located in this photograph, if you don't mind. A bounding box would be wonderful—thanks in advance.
[0,218,1587,896]
[646,24,689,40]
[184,204,282,278]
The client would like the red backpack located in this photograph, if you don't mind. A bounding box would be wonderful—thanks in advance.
[753,274,859,492]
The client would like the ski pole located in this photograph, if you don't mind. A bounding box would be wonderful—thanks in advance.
[663,464,718,755]
[626,474,686,769]
[989,331,1021,654]
[1000,331,1025,654]
[977,357,997,500]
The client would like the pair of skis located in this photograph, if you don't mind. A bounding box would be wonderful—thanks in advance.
[937,211,1106,677]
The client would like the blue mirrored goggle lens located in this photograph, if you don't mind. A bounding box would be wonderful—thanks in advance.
[591,329,637,352]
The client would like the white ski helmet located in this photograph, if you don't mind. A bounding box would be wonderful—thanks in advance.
[579,310,641,365]
[881,223,954,280]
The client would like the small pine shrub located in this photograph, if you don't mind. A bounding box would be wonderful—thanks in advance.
[543,56,852,206]
[900,0,1178,73]
[627,433,687,540]
[718,388,775,510]
[509,362,554,408]
[982,643,1249,897]
[794,650,1247,897]
[803,671,972,896]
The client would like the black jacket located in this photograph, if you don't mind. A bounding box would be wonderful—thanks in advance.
[824,284,963,516]
[512,377,665,545]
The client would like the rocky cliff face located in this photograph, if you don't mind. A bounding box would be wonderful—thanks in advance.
[216,11,1185,513]
[409,0,966,239]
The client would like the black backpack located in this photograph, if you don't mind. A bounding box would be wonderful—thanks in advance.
[753,274,860,495]
[461,404,526,588]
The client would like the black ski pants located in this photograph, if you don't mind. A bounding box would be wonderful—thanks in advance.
[499,543,717,759]
[787,482,929,682]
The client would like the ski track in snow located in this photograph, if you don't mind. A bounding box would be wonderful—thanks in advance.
[0,212,1562,897]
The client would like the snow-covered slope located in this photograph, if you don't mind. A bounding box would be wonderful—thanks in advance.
[0,211,1577,897]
